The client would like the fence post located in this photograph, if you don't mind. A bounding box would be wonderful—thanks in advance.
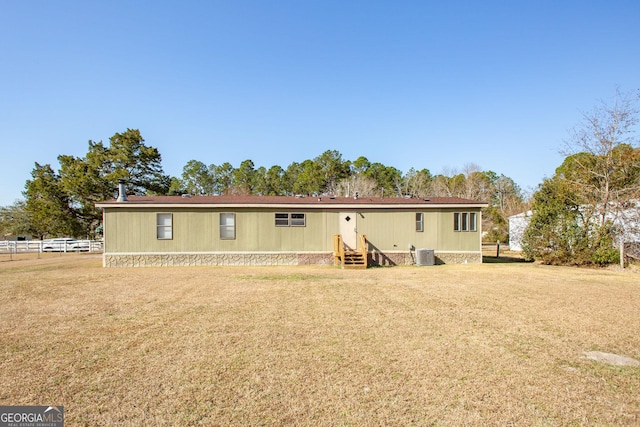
[620,240,625,269]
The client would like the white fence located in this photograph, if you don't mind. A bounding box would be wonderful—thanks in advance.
[0,240,103,254]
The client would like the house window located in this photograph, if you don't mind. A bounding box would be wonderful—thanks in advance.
[416,212,424,232]
[275,213,306,227]
[275,213,289,226]
[220,213,236,240]
[470,212,477,232]
[291,213,306,226]
[157,213,172,239]
[454,212,477,232]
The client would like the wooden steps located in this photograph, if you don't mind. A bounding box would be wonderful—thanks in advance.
[334,234,368,269]
[342,251,367,269]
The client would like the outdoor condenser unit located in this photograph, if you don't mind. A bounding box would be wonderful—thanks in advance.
[416,248,435,266]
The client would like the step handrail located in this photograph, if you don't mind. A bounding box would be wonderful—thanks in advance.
[359,234,368,268]
[334,234,368,268]
[333,234,345,266]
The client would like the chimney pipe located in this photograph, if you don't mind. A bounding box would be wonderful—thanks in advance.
[117,179,128,202]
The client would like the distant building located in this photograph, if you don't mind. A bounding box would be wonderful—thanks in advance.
[508,211,532,251]
[508,203,640,252]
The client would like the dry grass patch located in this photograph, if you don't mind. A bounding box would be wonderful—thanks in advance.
[1,254,639,425]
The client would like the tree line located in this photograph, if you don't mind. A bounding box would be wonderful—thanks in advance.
[0,130,525,242]
[169,155,523,211]
[2,90,638,266]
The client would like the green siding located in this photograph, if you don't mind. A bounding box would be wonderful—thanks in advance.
[104,208,339,253]
[356,209,480,252]
[103,207,481,253]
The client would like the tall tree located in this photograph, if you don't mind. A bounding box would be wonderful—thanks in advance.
[350,156,371,175]
[561,90,640,227]
[24,129,170,238]
[524,91,639,264]
[400,168,432,197]
[57,153,107,236]
[0,201,33,238]
[264,165,287,195]
[106,129,170,195]
[212,162,234,195]
[253,166,268,195]
[181,160,214,195]
[463,165,493,200]
[24,163,83,238]
[336,174,379,197]
[484,173,525,243]
[232,160,256,195]
[167,177,187,195]
[291,160,322,195]
[314,150,349,195]
[521,176,619,265]
[365,163,402,196]
[494,174,524,214]
[431,172,466,198]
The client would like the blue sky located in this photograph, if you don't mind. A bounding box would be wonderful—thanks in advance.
[1,0,638,206]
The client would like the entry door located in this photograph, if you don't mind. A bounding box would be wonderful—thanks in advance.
[339,212,358,250]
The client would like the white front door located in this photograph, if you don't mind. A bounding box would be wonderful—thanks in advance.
[339,212,357,250]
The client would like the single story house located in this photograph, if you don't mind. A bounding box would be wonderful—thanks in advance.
[96,185,487,268]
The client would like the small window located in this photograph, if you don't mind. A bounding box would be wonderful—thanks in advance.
[157,213,172,239]
[275,213,289,226]
[461,213,469,231]
[454,212,460,232]
[470,212,477,232]
[416,212,424,232]
[291,213,306,227]
[275,213,306,227]
[220,213,235,239]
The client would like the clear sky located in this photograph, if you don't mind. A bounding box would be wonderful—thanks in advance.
[1,1,638,206]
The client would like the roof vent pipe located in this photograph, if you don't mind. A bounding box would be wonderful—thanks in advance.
[117,179,128,202]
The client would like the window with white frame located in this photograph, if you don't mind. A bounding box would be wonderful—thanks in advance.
[157,213,173,239]
[291,213,305,226]
[416,212,424,232]
[275,213,289,226]
[220,213,236,239]
[454,212,477,232]
[275,213,306,227]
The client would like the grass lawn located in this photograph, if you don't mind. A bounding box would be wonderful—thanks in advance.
[1,253,639,425]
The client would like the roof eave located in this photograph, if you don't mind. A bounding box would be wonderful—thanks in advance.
[96,202,488,209]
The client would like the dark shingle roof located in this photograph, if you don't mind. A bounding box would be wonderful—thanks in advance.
[97,195,486,207]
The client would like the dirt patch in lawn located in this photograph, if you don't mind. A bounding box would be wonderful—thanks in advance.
[1,254,639,425]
